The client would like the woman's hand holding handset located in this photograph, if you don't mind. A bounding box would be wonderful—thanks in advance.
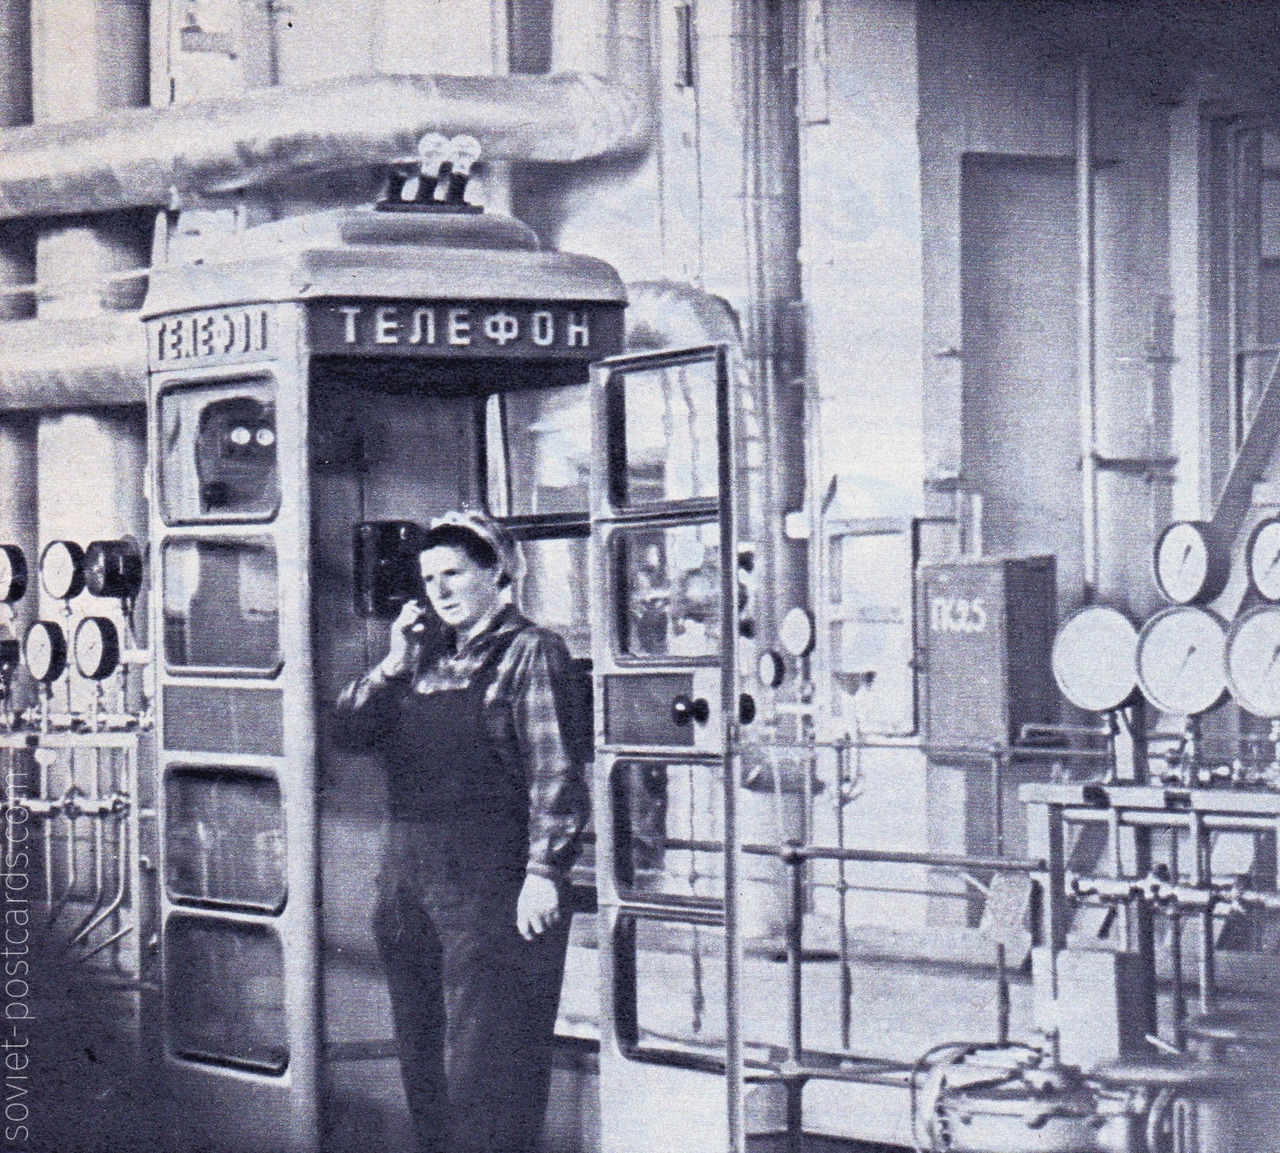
[378,598,432,679]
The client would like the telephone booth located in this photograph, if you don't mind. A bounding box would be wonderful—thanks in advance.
[142,201,625,1151]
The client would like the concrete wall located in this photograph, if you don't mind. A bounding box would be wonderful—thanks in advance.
[919,0,1174,620]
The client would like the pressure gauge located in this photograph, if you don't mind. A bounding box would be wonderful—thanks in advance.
[24,620,67,684]
[84,538,143,601]
[1051,604,1139,712]
[1247,518,1280,602]
[779,607,815,657]
[0,545,26,604]
[1136,606,1228,716]
[757,650,786,689]
[73,616,120,681]
[40,540,85,601]
[1226,606,1280,717]
[1153,521,1227,605]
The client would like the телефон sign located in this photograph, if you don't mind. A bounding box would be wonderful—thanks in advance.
[308,300,622,358]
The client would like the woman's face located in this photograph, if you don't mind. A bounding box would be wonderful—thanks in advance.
[419,544,504,634]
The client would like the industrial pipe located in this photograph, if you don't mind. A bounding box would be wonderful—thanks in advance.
[0,71,650,221]
[625,279,741,351]
[0,314,144,408]
[1077,55,1099,596]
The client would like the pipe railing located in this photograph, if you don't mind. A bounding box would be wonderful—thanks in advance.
[728,821,1280,1149]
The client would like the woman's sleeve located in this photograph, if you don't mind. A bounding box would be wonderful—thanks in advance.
[329,665,402,751]
[510,630,591,881]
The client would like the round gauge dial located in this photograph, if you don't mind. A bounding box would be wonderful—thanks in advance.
[73,616,120,681]
[1248,518,1280,602]
[0,545,27,604]
[24,620,67,684]
[84,538,143,601]
[1152,522,1228,606]
[1051,604,1139,712]
[779,607,815,657]
[1136,606,1228,716]
[1153,521,1227,605]
[40,540,85,601]
[1226,606,1280,718]
[757,650,786,689]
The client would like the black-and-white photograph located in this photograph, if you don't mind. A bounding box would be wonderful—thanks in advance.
[1,1,1279,1150]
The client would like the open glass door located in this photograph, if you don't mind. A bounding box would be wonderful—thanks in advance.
[590,344,755,1153]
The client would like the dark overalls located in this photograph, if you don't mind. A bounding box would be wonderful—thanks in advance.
[372,625,571,1153]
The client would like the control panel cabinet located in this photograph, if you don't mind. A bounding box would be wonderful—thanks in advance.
[918,556,1058,748]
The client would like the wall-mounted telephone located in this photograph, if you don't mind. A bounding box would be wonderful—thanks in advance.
[353,521,430,620]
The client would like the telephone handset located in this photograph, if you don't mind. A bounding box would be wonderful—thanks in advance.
[353,520,432,620]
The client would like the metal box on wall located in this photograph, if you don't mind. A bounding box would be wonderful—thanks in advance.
[918,556,1057,748]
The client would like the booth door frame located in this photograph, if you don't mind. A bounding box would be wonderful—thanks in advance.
[148,304,323,1153]
[589,343,754,1153]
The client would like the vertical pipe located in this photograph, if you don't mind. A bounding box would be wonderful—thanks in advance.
[1042,803,1067,1062]
[1169,829,1185,1049]
[995,942,1010,1045]
[784,843,804,1153]
[0,0,35,719]
[834,739,852,1051]
[1191,813,1215,1015]
[717,346,746,1153]
[740,0,805,636]
[1131,822,1158,1040]
[31,0,150,719]
[1130,700,1150,785]
[1077,55,1099,597]
[990,746,1005,858]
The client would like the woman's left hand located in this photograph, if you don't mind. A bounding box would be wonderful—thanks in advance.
[517,873,562,941]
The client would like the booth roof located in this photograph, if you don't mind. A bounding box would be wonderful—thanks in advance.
[141,206,626,318]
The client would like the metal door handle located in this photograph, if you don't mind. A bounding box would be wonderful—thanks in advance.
[671,695,710,726]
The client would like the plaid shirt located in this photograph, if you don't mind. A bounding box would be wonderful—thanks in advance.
[333,605,589,880]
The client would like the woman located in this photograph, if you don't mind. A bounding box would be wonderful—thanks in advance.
[334,510,589,1153]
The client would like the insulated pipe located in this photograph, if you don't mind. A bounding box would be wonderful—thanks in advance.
[0,272,740,414]
[0,315,145,409]
[625,279,742,351]
[737,1,806,638]
[0,71,650,221]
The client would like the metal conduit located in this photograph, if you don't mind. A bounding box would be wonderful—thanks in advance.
[1077,55,1100,595]
[0,71,650,221]
[0,314,145,408]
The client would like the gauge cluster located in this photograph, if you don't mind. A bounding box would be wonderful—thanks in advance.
[0,538,146,727]
[1053,516,1280,721]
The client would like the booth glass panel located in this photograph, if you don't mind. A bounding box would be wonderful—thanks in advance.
[630,918,727,1057]
[615,522,722,659]
[485,387,590,517]
[165,916,288,1073]
[162,537,281,673]
[165,767,286,912]
[521,535,591,658]
[614,358,720,506]
[159,379,280,523]
[611,759,724,899]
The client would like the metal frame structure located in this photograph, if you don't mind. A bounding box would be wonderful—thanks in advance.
[589,342,752,1152]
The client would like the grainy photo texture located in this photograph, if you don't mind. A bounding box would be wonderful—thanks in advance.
[1,1,1279,1151]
